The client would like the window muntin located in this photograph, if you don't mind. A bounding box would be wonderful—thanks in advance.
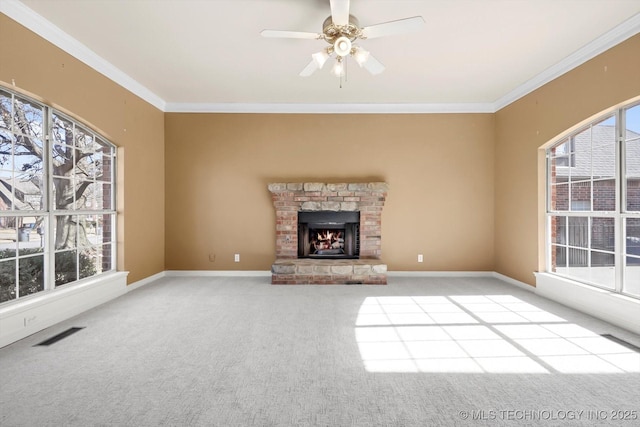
[553,138,575,167]
[0,87,116,304]
[625,104,640,213]
[625,218,640,296]
[0,90,46,214]
[622,104,640,297]
[547,102,640,298]
[549,215,616,290]
[549,116,617,213]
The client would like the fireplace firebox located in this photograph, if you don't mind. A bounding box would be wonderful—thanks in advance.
[298,211,359,259]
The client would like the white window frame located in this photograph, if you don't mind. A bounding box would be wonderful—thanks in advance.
[0,86,117,304]
[546,101,640,299]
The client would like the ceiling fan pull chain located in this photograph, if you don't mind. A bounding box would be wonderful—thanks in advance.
[345,56,348,83]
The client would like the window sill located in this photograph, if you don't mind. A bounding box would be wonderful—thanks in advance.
[534,272,640,335]
[0,271,129,348]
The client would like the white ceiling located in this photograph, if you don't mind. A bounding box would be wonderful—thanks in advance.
[3,0,640,112]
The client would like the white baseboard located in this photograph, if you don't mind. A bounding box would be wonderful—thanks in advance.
[162,270,531,290]
[387,271,535,292]
[535,272,640,335]
[126,271,166,292]
[165,270,271,277]
[167,270,519,284]
[168,270,496,278]
[492,272,535,292]
[0,271,129,348]
[388,271,495,278]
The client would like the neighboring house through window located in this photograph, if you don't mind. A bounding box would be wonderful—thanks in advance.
[547,101,640,298]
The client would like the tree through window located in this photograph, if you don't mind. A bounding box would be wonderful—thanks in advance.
[0,87,116,303]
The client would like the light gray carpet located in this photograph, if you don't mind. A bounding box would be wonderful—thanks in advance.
[0,276,639,427]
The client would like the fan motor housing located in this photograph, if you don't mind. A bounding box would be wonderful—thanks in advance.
[322,15,361,43]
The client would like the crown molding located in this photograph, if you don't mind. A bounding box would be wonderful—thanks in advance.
[2,1,639,114]
[0,0,166,111]
[163,102,496,114]
[493,12,640,112]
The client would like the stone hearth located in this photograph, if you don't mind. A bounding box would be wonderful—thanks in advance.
[268,182,388,285]
[271,259,387,285]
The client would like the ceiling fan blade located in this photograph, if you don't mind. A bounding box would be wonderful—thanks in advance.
[361,53,385,75]
[299,60,319,77]
[330,0,350,26]
[261,30,321,39]
[361,16,425,39]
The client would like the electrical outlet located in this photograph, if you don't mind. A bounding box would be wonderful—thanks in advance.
[234,254,240,262]
[418,254,423,263]
[208,253,216,262]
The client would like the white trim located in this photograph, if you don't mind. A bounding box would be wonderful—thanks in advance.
[387,271,495,278]
[2,1,638,114]
[157,269,535,288]
[0,0,165,111]
[535,272,640,335]
[388,271,536,293]
[165,270,271,277]
[492,272,536,292]
[494,12,640,111]
[126,271,166,292]
[0,271,129,348]
[163,103,496,114]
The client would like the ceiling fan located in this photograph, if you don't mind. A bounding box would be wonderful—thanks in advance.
[261,0,425,78]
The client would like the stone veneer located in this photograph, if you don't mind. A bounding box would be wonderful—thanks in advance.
[268,182,388,285]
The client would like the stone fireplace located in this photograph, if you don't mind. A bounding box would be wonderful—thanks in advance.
[268,182,388,284]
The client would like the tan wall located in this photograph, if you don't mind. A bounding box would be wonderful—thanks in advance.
[6,10,636,283]
[165,113,495,271]
[0,15,165,283]
[495,34,640,286]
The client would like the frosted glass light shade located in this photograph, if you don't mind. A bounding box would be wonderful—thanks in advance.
[312,50,330,68]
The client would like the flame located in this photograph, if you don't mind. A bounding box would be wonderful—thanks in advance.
[317,231,333,241]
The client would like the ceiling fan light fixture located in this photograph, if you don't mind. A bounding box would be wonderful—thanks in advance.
[333,36,352,57]
[353,46,370,67]
[312,50,330,69]
[262,2,424,81]
[331,57,344,77]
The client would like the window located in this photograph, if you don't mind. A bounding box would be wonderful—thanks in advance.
[554,137,576,167]
[547,102,640,298]
[0,87,116,303]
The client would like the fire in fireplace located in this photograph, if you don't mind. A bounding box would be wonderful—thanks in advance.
[298,211,359,259]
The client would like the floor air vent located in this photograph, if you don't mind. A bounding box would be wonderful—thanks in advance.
[600,334,640,352]
[35,327,85,346]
